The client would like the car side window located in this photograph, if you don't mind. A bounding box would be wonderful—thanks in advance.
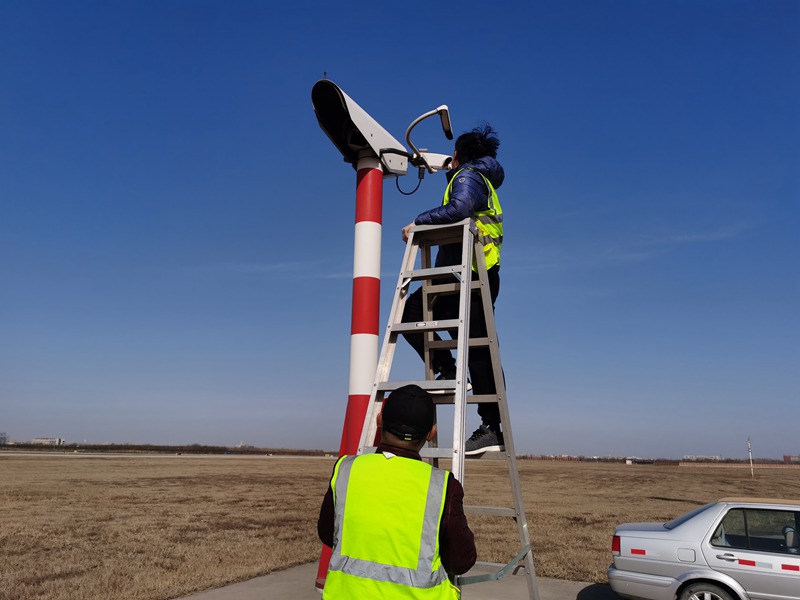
[711,508,745,548]
[711,508,800,554]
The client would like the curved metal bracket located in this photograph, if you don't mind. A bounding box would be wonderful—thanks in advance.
[405,105,454,174]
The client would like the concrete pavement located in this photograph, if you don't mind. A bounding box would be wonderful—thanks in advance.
[177,562,621,600]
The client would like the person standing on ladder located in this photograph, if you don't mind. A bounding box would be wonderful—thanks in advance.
[400,124,505,455]
[317,384,476,598]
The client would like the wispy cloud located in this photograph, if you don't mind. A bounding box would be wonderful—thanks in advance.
[193,223,755,279]
[508,222,755,272]
[191,258,352,279]
[632,223,753,249]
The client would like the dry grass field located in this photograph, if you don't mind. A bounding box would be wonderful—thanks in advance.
[1,452,798,600]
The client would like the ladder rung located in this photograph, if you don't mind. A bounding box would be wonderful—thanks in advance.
[469,393,502,404]
[364,445,509,460]
[422,279,482,295]
[412,228,469,242]
[465,450,509,461]
[465,505,517,518]
[411,221,477,241]
[375,381,495,404]
[427,340,456,350]
[365,447,501,460]
[425,282,461,295]
[420,447,507,458]
[399,273,481,294]
[425,396,500,406]
[390,319,461,334]
[419,447,453,458]
[401,266,463,281]
[412,219,478,233]
[428,337,491,350]
[376,380,458,394]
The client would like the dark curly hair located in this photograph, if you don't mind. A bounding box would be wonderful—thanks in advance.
[454,123,500,163]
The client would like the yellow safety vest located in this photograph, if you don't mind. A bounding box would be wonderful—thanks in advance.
[443,167,503,271]
[323,453,460,600]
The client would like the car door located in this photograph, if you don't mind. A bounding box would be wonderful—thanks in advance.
[702,506,800,600]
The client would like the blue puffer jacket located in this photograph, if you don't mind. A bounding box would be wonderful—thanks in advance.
[413,156,505,268]
[413,156,505,226]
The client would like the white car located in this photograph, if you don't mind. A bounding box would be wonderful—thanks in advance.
[608,498,800,600]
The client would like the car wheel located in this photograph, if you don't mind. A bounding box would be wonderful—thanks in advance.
[679,583,735,600]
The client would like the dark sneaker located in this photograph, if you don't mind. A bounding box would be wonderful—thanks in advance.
[464,425,504,455]
[430,369,472,395]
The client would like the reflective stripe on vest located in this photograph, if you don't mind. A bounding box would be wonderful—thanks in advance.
[328,454,449,589]
[443,168,503,269]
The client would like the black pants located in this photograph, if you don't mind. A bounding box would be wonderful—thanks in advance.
[401,266,501,426]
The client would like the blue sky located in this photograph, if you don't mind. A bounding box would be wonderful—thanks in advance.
[1,0,797,459]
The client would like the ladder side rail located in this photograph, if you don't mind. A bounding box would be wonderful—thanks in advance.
[419,232,436,382]
[419,227,446,464]
[450,220,477,483]
[356,227,424,455]
[421,230,446,465]
[473,235,541,600]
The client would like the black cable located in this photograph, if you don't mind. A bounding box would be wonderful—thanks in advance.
[395,175,422,196]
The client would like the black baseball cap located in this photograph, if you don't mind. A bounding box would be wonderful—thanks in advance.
[381,385,435,441]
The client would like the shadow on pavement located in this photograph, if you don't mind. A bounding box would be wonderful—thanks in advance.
[578,583,622,600]
[176,562,627,600]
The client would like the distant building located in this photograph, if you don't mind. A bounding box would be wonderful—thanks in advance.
[785,455,800,463]
[0,432,7,445]
[32,437,65,446]
[683,455,721,461]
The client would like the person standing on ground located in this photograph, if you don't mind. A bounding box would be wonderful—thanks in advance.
[400,123,506,455]
[317,384,476,599]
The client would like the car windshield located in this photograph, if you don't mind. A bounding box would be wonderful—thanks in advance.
[664,502,717,530]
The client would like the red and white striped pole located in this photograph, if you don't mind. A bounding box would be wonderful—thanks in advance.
[316,151,383,590]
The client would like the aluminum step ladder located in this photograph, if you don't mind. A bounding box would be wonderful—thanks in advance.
[356,218,540,600]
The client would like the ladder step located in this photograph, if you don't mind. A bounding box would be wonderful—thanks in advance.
[363,447,509,460]
[419,447,454,458]
[470,393,503,404]
[401,265,464,281]
[404,278,481,296]
[365,446,455,459]
[411,220,477,242]
[425,281,462,295]
[420,448,510,460]
[466,450,508,460]
[375,381,490,404]
[465,505,517,518]
[390,319,461,334]
[376,380,458,394]
[428,337,491,350]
